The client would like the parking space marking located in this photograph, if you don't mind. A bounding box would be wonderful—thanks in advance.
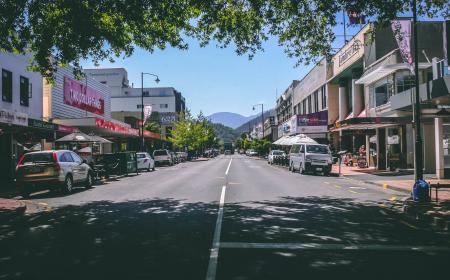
[205,185,227,280]
[219,242,450,252]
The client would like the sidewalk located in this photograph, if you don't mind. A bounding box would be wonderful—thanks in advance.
[332,164,450,201]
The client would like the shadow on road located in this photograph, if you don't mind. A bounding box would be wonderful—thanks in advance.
[1,197,449,280]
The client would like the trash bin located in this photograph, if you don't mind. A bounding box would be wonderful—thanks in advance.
[412,179,430,202]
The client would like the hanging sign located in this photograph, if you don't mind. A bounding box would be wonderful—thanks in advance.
[391,19,414,74]
[143,105,153,125]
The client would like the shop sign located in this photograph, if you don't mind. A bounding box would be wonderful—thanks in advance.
[28,119,55,130]
[160,113,177,125]
[333,25,370,76]
[387,135,399,145]
[95,118,139,136]
[295,111,328,134]
[144,130,161,139]
[64,76,105,116]
[0,109,28,126]
[57,124,78,133]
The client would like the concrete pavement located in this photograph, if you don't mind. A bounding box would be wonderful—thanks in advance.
[1,154,449,280]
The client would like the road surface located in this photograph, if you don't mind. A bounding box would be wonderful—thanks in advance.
[1,154,449,279]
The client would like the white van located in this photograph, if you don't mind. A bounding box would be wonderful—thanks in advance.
[289,143,332,175]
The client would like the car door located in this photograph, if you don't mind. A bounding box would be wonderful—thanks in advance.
[289,145,299,168]
[68,152,83,182]
[72,152,89,181]
[298,144,306,169]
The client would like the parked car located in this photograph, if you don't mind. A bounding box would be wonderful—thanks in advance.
[15,150,94,197]
[268,150,286,164]
[289,143,332,175]
[170,152,179,164]
[224,150,231,155]
[136,152,155,171]
[176,152,188,162]
[153,149,173,166]
[246,149,258,156]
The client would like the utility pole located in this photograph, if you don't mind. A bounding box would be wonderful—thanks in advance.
[141,72,160,152]
[412,0,423,181]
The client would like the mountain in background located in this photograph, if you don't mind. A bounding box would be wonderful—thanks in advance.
[207,112,255,129]
[211,123,241,143]
[235,109,276,134]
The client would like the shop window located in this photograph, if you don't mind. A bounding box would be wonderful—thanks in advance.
[2,69,12,103]
[160,104,168,109]
[395,71,415,94]
[20,76,30,107]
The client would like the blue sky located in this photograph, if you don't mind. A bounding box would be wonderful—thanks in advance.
[80,13,367,117]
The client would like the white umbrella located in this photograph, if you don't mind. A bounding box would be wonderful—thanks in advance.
[78,146,92,153]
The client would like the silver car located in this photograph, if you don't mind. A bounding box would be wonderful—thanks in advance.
[15,150,94,197]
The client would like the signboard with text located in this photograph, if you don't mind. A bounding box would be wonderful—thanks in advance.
[64,76,105,116]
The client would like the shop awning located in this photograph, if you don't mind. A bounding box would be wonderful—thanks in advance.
[355,63,431,85]
[329,117,412,132]
[273,134,318,146]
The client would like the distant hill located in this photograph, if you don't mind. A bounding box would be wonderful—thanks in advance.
[211,123,240,143]
[235,109,276,134]
[208,112,255,129]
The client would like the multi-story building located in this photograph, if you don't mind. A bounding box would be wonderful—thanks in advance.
[85,68,186,140]
[328,20,450,176]
[276,80,298,137]
[0,52,44,185]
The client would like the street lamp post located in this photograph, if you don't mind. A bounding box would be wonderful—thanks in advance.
[412,0,423,181]
[141,72,160,152]
[253,104,264,139]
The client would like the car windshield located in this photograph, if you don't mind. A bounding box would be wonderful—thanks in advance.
[272,151,284,155]
[136,154,146,159]
[306,145,329,154]
[153,150,167,156]
[21,152,53,164]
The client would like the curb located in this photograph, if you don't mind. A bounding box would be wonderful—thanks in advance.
[0,199,26,218]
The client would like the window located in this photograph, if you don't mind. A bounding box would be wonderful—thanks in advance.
[321,85,327,109]
[100,81,107,84]
[313,91,319,113]
[160,104,168,109]
[59,152,74,162]
[70,152,82,163]
[302,100,306,115]
[20,76,29,107]
[395,71,415,94]
[2,69,12,102]
[369,75,394,108]
[143,91,149,96]
[137,104,142,109]
[307,95,312,114]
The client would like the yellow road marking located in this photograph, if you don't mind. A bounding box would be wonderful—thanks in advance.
[389,196,397,201]
[383,183,388,189]
[349,190,359,194]
[378,203,386,208]
[333,185,342,189]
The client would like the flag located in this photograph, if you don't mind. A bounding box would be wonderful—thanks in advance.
[391,19,414,74]
[143,105,152,125]
[347,10,366,25]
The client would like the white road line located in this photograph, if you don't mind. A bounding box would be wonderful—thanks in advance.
[219,242,450,252]
[205,186,227,280]
[225,158,233,175]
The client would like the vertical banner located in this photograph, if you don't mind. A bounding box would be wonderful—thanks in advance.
[391,19,414,74]
[143,105,152,125]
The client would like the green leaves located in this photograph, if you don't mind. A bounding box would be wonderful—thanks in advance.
[1,0,448,77]
[169,111,218,152]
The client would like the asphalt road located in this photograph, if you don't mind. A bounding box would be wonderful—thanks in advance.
[1,154,450,280]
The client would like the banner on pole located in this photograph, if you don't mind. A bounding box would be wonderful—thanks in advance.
[143,105,152,125]
[391,19,414,74]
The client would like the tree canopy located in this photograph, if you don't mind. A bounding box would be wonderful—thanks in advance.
[1,0,448,78]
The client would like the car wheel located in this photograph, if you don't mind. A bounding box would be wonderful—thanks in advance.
[64,175,74,193]
[152,165,155,171]
[85,172,94,189]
